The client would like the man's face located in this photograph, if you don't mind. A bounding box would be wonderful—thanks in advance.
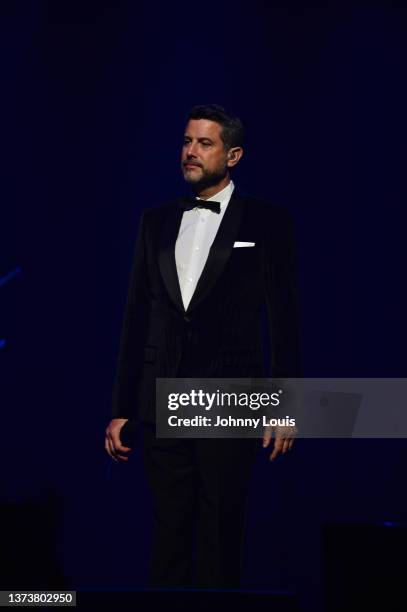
[181,119,229,189]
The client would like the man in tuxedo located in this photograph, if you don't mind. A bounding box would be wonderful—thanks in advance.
[104,104,301,589]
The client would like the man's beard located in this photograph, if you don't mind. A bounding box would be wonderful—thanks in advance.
[183,163,228,192]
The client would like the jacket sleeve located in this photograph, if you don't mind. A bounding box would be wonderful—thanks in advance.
[111,210,150,419]
[265,208,303,379]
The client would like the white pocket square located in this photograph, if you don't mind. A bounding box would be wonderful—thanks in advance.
[233,241,255,248]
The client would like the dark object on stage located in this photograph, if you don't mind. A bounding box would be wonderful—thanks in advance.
[323,522,407,612]
[77,588,299,611]
[0,490,67,589]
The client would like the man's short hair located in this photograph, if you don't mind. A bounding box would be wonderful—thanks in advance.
[187,104,245,150]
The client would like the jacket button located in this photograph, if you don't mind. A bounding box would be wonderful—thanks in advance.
[184,315,190,323]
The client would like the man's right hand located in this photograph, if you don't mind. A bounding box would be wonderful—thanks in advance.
[105,418,132,462]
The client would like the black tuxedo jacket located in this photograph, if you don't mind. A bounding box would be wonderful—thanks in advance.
[112,188,302,425]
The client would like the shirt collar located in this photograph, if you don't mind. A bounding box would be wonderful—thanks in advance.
[196,180,235,211]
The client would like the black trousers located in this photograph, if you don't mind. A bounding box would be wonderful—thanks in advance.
[142,423,258,589]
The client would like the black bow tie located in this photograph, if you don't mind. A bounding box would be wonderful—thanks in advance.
[178,197,221,214]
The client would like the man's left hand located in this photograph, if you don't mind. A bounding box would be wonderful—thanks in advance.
[262,425,297,461]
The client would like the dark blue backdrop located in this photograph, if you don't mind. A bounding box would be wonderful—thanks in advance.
[1,1,406,611]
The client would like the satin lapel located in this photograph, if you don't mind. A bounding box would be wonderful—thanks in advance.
[157,204,185,313]
[186,190,246,313]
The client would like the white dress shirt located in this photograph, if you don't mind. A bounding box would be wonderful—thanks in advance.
[175,180,235,310]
